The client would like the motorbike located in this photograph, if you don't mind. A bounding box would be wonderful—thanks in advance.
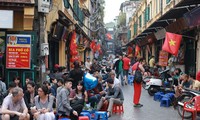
[176,87,200,119]
[145,68,174,96]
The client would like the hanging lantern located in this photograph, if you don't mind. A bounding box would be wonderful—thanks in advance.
[70,50,78,56]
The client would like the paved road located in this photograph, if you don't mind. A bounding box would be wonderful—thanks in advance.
[109,85,182,120]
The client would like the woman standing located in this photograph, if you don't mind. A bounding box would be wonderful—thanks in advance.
[132,58,145,107]
[31,85,55,120]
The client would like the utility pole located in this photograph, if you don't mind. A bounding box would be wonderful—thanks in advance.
[39,13,46,84]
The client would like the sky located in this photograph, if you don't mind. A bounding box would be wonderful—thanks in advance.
[104,0,126,24]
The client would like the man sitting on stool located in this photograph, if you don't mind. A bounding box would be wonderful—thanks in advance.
[1,87,30,120]
[96,78,124,117]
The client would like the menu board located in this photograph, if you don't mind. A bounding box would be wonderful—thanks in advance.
[6,34,31,69]
[159,50,168,66]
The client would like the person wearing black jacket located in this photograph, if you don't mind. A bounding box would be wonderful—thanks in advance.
[69,61,84,89]
[24,81,38,120]
[113,55,124,85]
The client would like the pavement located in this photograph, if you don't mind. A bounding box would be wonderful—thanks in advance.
[109,85,184,120]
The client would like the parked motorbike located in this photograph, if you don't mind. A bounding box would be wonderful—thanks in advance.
[176,87,200,119]
[145,68,173,96]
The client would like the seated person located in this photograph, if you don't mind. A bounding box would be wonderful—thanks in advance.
[43,81,56,97]
[24,81,38,120]
[69,81,88,109]
[109,72,120,87]
[189,73,200,91]
[87,74,106,108]
[172,68,182,86]
[24,81,38,109]
[174,74,192,98]
[56,79,64,95]
[31,85,55,120]
[57,78,83,120]
[97,78,124,117]
[1,87,30,120]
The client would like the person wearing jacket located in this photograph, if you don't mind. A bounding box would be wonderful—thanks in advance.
[56,78,83,120]
[96,78,124,117]
[113,55,124,86]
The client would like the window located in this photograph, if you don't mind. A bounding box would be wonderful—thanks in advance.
[134,23,138,36]
[63,0,69,9]
[150,2,152,19]
[143,12,146,25]
[145,6,150,23]
[166,0,171,4]
[139,15,142,27]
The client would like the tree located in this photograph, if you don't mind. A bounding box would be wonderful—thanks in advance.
[117,12,126,27]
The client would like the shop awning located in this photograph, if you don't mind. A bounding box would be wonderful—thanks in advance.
[127,0,200,47]
[75,24,91,41]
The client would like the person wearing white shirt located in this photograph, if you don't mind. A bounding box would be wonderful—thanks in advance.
[109,72,121,87]
[85,57,92,71]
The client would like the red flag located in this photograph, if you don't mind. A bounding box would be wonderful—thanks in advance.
[135,45,140,57]
[106,33,112,40]
[162,32,182,56]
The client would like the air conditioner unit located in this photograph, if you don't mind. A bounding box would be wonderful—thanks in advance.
[38,0,50,13]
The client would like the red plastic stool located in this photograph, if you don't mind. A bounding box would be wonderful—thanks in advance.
[58,116,70,119]
[112,104,124,114]
[79,116,89,120]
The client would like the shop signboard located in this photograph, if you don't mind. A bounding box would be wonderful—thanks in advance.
[159,50,168,67]
[6,34,31,69]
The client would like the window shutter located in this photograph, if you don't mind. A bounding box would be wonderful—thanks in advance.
[63,0,69,9]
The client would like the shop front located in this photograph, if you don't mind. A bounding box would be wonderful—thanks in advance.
[0,1,36,85]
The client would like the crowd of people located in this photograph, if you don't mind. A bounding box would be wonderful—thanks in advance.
[1,53,200,120]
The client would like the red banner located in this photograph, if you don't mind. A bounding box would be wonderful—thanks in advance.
[6,47,31,69]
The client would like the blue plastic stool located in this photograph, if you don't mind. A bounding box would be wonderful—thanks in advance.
[160,97,171,107]
[94,111,108,120]
[128,75,134,85]
[166,93,174,99]
[58,118,70,120]
[80,111,91,120]
[154,92,164,101]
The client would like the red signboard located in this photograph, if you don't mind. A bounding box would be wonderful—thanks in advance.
[6,34,31,69]
[159,50,169,67]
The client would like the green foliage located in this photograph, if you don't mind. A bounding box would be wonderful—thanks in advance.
[117,12,126,26]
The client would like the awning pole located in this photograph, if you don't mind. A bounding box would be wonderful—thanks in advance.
[182,35,196,40]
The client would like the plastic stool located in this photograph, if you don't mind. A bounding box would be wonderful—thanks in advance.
[58,118,70,120]
[58,115,70,119]
[154,92,164,101]
[79,116,89,120]
[94,111,108,120]
[80,111,91,119]
[160,97,171,107]
[166,93,174,99]
[112,104,124,114]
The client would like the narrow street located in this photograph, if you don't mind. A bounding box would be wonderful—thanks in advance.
[110,85,182,120]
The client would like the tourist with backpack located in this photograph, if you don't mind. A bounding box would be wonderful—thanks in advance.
[132,58,145,107]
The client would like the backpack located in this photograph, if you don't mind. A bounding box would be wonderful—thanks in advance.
[134,64,143,83]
